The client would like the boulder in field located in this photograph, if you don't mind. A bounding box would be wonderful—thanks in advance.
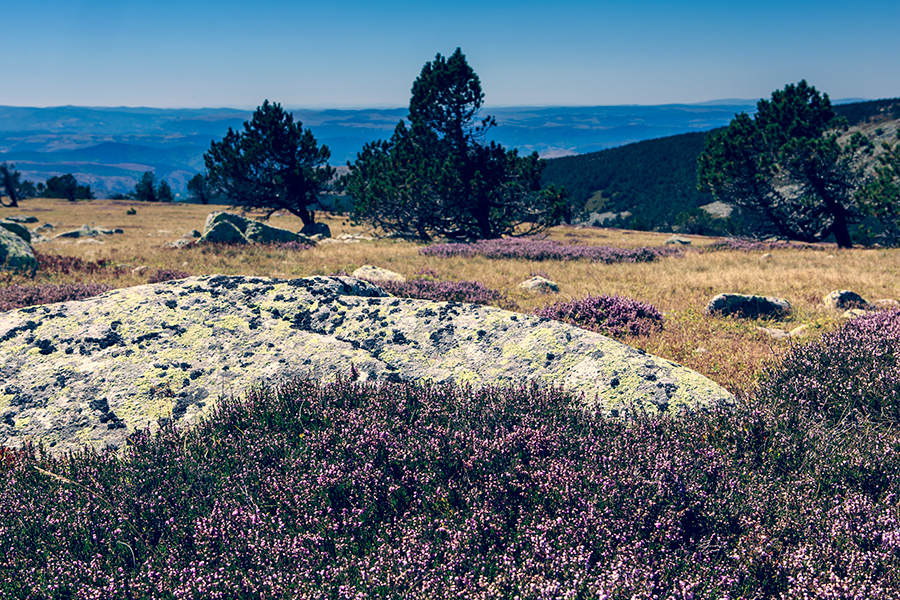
[300,222,331,239]
[705,293,791,319]
[0,275,734,454]
[823,290,869,311]
[0,220,31,243]
[518,276,560,294]
[197,212,314,246]
[0,226,37,274]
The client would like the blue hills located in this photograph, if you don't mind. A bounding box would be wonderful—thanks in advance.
[0,102,759,198]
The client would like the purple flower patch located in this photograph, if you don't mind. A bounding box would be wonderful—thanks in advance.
[420,237,682,263]
[534,293,664,337]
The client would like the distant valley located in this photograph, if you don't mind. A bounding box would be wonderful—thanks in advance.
[0,102,760,198]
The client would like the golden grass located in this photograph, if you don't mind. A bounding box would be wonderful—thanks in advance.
[6,197,900,396]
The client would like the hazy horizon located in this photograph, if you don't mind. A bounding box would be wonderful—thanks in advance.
[4,0,898,110]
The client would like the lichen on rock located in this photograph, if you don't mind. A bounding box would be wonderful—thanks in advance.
[0,275,734,454]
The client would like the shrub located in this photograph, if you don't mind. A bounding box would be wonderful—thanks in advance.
[373,278,517,310]
[4,376,900,598]
[420,237,683,263]
[534,293,664,337]
[755,308,900,427]
[0,282,114,312]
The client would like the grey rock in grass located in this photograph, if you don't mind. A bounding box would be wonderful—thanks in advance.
[666,235,692,245]
[0,226,37,274]
[518,276,560,294]
[705,293,791,319]
[823,290,869,311]
[300,222,331,239]
[53,224,121,239]
[0,275,734,454]
[352,265,406,282]
[0,220,32,243]
[198,211,314,246]
[5,215,39,224]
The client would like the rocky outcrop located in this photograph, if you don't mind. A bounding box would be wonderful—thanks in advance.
[705,293,791,319]
[196,212,315,246]
[0,275,734,454]
[0,225,37,274]
[0,220,32,243]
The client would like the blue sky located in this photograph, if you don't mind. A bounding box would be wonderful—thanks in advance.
[5,0,899,109]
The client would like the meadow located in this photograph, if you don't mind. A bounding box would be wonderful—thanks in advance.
[2,198,900,598]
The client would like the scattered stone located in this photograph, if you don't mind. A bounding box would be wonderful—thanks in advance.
[351,265,406,282]
[823,290,869,311]
[0,226,37,274]
[705,293,791,319]
[761,253,772,261]
[0,275,735,454]
[186,229,202,238]
[788,325,809,338]
[300,222,332,239]
[757,327,790,340]
[132,266,148,275]
[873,299,900,310]
[4,215,39,224]
[518,276,560,294]
[33,223,54,233]
[666,235,692,245]
[0,220,31,243]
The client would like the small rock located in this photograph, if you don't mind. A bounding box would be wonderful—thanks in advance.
[352,265,406,283]
[873,299,900,310]
[518,276,560,294]
[5,215,39,224]
[758,327,790,340]
[788,325,809,338]
[823,290,868,311]
[705,293,791,319]
[132,266,148,275]
[665,235,691,245]
[843,308,870,319]
[761,253,772,261]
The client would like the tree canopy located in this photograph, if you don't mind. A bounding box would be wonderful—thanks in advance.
[342,49,573,241]
[0,163,22,207]
[43,174,94,202]
[697,80,873,248]
[203,100,335,226]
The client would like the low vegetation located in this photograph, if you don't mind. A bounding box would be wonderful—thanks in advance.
[3,198,900,597]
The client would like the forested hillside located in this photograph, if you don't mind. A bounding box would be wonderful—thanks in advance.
[542,97,900,231]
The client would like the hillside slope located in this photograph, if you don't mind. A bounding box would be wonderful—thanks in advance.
[542,98,900,231]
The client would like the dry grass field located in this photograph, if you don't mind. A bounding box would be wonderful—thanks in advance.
[5,197,899,395]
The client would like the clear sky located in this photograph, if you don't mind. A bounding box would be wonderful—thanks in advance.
[5,0,899,109]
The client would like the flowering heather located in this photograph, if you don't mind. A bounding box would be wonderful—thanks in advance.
[34,251,128,276]
[372,278,518,310]
[4,364,900,598]
[420,237,683,263]
[534,293,664,337]
[0,282,113,312]
[702,238,827,253]
[756,307,900,426]
[147,269,192,284]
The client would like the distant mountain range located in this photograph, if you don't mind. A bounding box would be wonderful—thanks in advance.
[0,102,763,198]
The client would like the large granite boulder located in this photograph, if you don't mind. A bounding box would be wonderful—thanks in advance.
[0,219,32,243]
[823,290,869,311]
[197,212,314,245]
[0,275,733,454]
[0,226,37,274]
